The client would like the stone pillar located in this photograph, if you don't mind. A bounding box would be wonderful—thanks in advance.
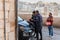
[5,0,15,40]
[0,0,4,40]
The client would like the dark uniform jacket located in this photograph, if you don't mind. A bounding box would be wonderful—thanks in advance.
[31,13,43,31]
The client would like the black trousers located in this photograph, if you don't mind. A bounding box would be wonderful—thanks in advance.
[35,29,42,40]
[18,30,29,40]
[18,30,23,40]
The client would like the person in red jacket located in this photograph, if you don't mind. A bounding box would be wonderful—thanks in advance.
[46,13,54,38]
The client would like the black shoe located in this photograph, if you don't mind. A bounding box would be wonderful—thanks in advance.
[40,39,42,40]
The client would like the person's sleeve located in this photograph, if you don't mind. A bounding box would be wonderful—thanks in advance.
[34,16,42,23]
[29,16,33,22]
[33,16,39,22]
[38,15,43,23]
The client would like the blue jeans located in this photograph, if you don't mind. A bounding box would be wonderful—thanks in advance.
[48,26,53,36]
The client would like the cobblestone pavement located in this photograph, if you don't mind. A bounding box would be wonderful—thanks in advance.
[42,26,60,40]
[29,26,60,40]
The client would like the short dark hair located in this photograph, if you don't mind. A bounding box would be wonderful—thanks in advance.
[32,11,35,13]
[49,12,52,15]
[35,10,39,13]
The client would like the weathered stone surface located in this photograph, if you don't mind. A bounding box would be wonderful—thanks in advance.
[5,0,9,2]
[10,26,15,32]
[0,20,4,28]
[6,23,11,33]
[0,37,4,40]
[0,0,15,40]
[9,3,15,11]
[5,11,9,19]
[0,0,3,2]
[9,12,15,22]
[5,2,10,11]
[0,2,3,11]
[6,19,9,23]
[9,32,15,40]
[9,0,14,3]
[0,0,4,40]
[0,29,4,38]
[0,11,4,19]
[5,0,15,40]
[6,33,9,40]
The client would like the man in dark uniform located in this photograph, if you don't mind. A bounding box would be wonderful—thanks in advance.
[30,10,43,40]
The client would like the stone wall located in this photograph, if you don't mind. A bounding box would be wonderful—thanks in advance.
[0,0,4,40]
[0,0,16,40]
[5,0,15,40]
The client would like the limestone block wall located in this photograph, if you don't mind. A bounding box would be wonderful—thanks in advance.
[0,0,16,40]
[0,0,4,40]
[5,0,15,40]
[0,0,15,40]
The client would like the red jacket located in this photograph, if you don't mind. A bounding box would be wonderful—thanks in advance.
[47,16,53,26]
